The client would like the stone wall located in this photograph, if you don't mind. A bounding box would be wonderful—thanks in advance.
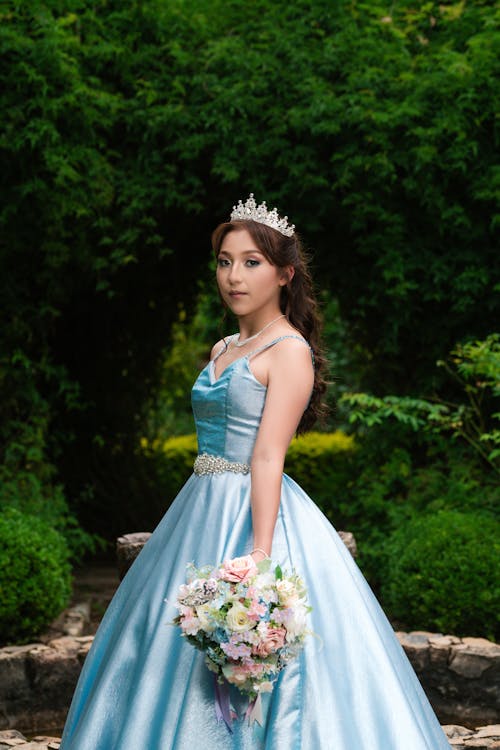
[397,632,500,727]
[1,630,498,735]
[1,531,498,742]
[0,638,92,735]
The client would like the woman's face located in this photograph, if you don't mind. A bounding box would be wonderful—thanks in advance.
[216,228,289,318]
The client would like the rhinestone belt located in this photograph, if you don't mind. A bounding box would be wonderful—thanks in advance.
[193,453,251,475]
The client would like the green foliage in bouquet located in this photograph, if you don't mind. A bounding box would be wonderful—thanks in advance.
[0,508,73,645]
[380,510,500,640]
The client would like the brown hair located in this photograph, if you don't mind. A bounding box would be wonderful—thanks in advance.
[211,219,328,433]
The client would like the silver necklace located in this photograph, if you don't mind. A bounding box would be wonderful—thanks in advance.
[234,314,286,348]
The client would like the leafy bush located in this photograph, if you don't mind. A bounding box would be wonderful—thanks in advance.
[0,508,73,645]
[0,405,105,564]
[1,0,498,541]
[380,510,500,640]
[341,334,500,472]
[141,434,199,507]
[284,431,356,523]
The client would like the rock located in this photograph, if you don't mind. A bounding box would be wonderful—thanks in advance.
[0,637,92,733]
[396,632,500,727]
[116,530,358,581]
[476,727,500,739]
[116,532,152,579]
[396,630,431,671]
[449,640,500,679]
[61,602,91,637]
[337,530,357,558]
[0,728,27,746]
[443,725,475,739]
[441,726,500,749]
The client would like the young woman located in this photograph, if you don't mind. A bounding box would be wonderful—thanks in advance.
[59,195,451,749]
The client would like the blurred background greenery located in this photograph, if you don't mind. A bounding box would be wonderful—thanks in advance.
[0,0,498,643]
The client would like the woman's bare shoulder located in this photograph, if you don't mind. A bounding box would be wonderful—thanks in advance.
[209,336,232,361]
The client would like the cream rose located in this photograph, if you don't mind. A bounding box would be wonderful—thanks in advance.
[220,554,257,583]
[226,602,254,632]
[276,579,300,606]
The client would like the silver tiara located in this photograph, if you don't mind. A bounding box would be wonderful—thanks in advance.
[230,193,295,237]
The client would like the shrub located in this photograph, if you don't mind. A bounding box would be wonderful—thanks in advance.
[381,510,500,640]
[141,434,198,506]
[141,430,357,525]
[0,508,73,645]
[284,431,357,524]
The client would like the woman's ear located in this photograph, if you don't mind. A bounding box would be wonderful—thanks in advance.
[279,266,295,286]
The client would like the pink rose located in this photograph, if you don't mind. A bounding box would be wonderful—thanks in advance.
[252,627,286,657]
[220,554,257,583]
[222,663,252,686]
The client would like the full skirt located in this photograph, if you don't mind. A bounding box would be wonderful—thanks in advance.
[59,472,451,749]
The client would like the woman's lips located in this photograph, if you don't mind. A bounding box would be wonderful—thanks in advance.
[229,292,246,297]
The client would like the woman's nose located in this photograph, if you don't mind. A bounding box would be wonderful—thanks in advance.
[228,262,242,282]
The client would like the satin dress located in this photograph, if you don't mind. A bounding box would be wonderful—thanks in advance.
[59,335,451,749]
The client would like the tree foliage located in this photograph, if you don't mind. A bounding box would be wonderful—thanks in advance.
[342,334,500,472]
[1,0,498,537]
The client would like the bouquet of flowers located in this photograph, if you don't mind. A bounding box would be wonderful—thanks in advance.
[172,553,311,727]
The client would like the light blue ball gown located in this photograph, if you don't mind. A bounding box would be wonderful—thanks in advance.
[59,335,451,749]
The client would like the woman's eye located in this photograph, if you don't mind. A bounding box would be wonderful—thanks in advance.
[246,259,260,267]
[217,258,230,267]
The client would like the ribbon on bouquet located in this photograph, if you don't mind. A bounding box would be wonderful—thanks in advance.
[247,690,272,743]
[213,676,237,733]
[245,692,263,725]
[213,677,270,738]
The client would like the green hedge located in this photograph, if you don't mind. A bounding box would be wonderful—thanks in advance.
[142,431,357,522]
[284,431,356,523]
[0,508,73,645]
[381,510,500,640]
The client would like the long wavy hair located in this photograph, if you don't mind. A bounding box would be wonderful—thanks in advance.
[211,219,328,433]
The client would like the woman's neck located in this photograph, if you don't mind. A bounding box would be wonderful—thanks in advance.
[237,311,285,341]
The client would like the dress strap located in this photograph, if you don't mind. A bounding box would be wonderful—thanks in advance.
[212,334,238,363]
[247,335,315,367]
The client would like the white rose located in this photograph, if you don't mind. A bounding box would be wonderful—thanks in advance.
[177,583,192,603]
[285,603,308,642]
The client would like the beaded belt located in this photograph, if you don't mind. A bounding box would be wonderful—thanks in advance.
[193,453,251,475]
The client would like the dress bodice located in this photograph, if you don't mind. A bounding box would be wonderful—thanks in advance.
[191,335,313,465]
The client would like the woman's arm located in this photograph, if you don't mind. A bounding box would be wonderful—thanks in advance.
[249,340,314,560]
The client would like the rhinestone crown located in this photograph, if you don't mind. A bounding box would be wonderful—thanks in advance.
[230,193,295,237]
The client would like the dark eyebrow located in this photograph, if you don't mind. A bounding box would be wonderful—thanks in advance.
[218,249,264,256]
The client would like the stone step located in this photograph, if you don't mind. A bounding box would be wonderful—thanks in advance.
[1,725,500,749]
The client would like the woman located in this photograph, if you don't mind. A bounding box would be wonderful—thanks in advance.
[59,195,451,749]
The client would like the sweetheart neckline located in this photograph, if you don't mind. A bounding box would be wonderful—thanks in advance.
[208,356,267,389]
